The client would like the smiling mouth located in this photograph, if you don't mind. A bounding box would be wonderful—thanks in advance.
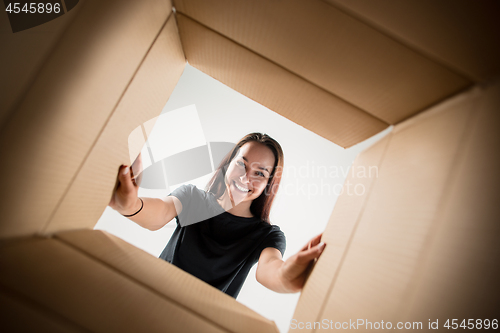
[233,181,250,193]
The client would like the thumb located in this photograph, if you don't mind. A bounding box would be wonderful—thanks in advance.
[296,242,325,264]
[118,165,135,192]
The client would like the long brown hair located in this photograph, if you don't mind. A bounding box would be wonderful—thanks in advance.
[205,133,284,224]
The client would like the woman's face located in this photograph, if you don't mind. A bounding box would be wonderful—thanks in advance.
[224,141,276,206]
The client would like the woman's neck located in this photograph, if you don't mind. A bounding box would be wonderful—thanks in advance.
[217,190,254,218]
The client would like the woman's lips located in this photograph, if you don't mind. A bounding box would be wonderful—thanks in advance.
[233,180,250,193]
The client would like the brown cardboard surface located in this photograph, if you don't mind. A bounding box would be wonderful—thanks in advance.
[43,14,186,235]
[287,82,500,332]
[319,89,474,324]
[292,134,391,327]
[177,13,388,148]
[1,1,498,331]
[0,0,173,239]
[325,0,500,82]
[55,229,279,333]
[0,288,87,332]
[304,85,500,328]
[0,236,226,332]
[174,0,470,124]
[0,0,83,128]
[401,82,500,322]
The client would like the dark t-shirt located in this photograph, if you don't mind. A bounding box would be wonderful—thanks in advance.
[159,184,286,298]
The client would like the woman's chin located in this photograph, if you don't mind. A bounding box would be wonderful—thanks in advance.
[229,188,250,206]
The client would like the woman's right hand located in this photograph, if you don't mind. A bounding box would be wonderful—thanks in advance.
[109,164,142,216]
[108,153,180,230]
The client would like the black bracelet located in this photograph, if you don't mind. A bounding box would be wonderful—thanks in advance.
[122,198,144,217]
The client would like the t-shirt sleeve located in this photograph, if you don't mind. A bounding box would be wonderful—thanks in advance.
[167,184,213,227]
[260,225,286,258]
[167,184,194,226]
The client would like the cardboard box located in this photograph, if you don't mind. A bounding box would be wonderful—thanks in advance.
[0,229,280,332]
[1,0,499,331]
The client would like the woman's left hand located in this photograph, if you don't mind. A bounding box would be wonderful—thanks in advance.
[278,233,326,292]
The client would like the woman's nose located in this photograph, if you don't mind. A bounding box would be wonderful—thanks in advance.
[240,172,250,183]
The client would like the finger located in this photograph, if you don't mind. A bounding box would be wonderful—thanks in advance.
[129,164,136,186]
[133,171,143,187]
[131,153,143,177]
[310,233,322,247]
[131,157,143,186]
[300,233,323,251]
[131,153,143,186]
[110,165,124,204]
[112,165,123,190]
[296,242,326,264]
[118,165,135,192]
[301,241,311,252]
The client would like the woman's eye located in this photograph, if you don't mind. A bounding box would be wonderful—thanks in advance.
[237,161,245,167]
[256,171,265,177]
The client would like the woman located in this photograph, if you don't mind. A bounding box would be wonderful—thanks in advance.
[109,133,325,298]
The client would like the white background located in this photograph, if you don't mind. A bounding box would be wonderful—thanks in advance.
[95,64,391,333]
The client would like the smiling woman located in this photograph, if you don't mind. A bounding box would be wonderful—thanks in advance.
[109,132,325,298]
[205,133,283,222]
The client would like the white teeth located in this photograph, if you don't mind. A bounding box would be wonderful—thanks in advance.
[234,181,249,192]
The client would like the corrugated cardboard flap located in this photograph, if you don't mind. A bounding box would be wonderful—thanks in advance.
[291,81,500,332]
[0,229,279,332]
[55,229,279,333]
